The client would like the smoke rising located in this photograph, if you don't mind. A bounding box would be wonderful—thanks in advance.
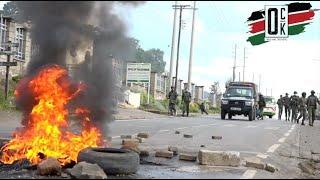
[15,1,143,138]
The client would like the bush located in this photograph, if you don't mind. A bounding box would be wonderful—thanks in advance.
[189,102,200,113]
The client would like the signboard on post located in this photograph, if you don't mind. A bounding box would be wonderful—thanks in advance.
[126,63,151,104]
[0,62,17,66]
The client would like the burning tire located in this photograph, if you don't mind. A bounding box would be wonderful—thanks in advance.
[77,147,139,175]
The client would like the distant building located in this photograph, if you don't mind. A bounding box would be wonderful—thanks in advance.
[0,13,32,78]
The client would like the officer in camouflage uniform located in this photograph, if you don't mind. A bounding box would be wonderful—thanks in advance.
[167,86,178,116]
[277,95,284,120]
[283,93,291,121]
[297,92,307,125]
[182,87,192,117]
[307,90,320,126]
[290,91,300,123]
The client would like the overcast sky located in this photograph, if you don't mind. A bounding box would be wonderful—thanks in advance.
[121,1,320,98]
[1,1,319,98]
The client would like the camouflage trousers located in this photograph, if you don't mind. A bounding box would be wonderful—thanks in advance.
[284,106,291,121]
[297,108,307,124]
[308,106,317,126]
[291,106,298,123]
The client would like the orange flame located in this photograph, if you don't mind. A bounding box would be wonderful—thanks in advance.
[0,65,102,166]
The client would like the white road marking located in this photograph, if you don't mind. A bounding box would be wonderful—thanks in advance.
[264,127,280,130]
[284,132,290,137]
[241,169,257,179]
[223,124,235,127]
[245,125,257,128]
[159,129,170,132]
[112,136,120,139]
[288,129,292,133]
[192,124,210,128]
[209,123,217,126]
[256,153,268,159]
[267,144,280,153]
[278,137,286,143]
[176,127,188,130]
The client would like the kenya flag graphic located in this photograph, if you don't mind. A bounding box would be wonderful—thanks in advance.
[247,2,317,46]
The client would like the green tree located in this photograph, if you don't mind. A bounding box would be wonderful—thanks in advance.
[2,1,19,19]
[135,48,165,73]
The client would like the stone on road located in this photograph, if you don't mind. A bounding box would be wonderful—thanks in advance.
[212,136,222,140]
[120,135,132,139]
[265,163,278,173]
[66,161,107,179]
[36,157,62,176]
[179,153,197,161]
[137,133,149,139]
[184,134,193,138]
[155,150,174,159]
[298,161,316,175]
[245,157,265,169]
[168,146,179,155]
[198,150,240,167]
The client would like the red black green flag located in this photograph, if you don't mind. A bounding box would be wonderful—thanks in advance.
[247,2,317,46]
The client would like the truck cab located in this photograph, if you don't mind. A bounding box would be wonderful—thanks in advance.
[221,82,258,121]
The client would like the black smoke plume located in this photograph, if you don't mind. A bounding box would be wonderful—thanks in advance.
[14,1,143,138]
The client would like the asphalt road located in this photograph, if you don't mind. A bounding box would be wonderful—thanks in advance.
[108,115,301,179]
[0,112,308,179]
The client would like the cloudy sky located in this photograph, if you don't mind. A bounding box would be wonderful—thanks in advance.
[121,1,320,98]
[1,1,319,98]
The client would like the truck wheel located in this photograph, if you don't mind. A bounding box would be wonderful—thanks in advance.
[228,114,232,120]
[221,111,226,120]
[248,110,253,121]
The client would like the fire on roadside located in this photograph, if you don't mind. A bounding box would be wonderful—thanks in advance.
[0,65,102,166]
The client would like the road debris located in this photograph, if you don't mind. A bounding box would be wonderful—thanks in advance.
[265,163,278,173]
[212,136,222,140]
[179,153,197,162]
[155,150,174,159]
[198,150,240,167]
[36,158,61,176]
[245,157,265,169]
[298,160,316,175]
[120,135,132,139]
[183,134,193,138]
[66,161,107,179]
[168,146,179,155]
[137,133,149,139]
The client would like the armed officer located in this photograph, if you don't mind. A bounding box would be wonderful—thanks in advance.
[167,86,178,116]
[277,95,284,120]
[297,92,307,125]
[307,90,320,126]
[290,91,300,123]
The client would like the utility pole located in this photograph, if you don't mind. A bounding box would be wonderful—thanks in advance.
[169,1,178,89]
[252,73,254,82]
[243,47,246,82]
[173,4,192,91]
[233,44,237,82]
[259,74,261,93]
[187,1,197,90]
[0,41,18,100]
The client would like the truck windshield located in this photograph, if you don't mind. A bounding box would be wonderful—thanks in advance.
[225,87,253,98]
